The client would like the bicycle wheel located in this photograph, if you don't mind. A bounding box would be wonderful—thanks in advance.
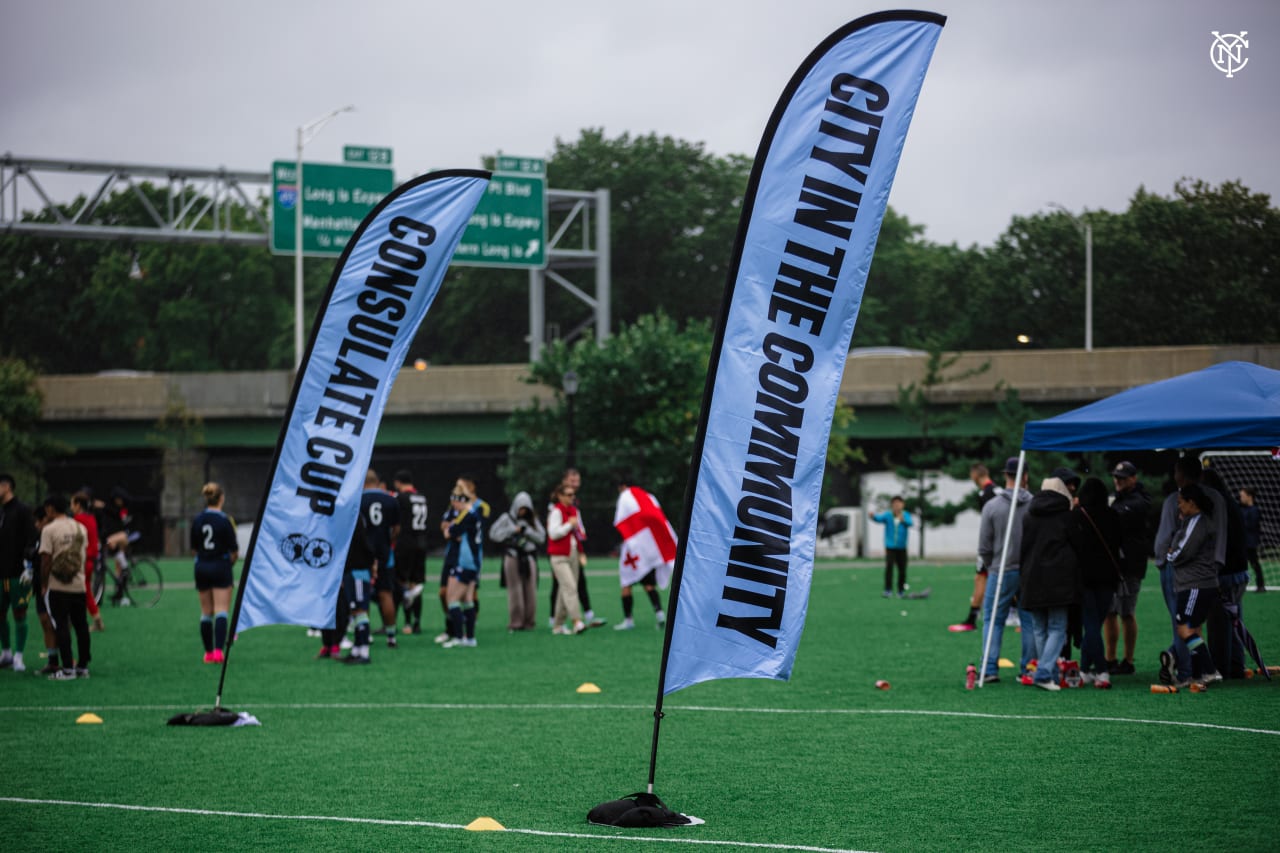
[125,558,164,608]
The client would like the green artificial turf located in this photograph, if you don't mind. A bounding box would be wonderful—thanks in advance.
[2,558,1278,851]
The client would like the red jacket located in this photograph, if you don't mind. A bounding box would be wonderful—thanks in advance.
[547,503,580,556]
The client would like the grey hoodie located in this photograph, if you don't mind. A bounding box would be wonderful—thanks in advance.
[490,491,547,554]
[978,486,1034,573]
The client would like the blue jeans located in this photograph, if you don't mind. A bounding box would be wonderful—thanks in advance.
[980,568,1033,678]
[1079,586,1112,672]
[1160,565,1192,680]
[1028,607,1068,683]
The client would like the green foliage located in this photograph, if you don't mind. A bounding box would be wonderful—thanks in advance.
[0,357,68,493]
[502,312,711,523]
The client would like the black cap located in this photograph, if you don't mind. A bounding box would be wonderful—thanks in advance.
[1051,466,1080,488]
[1111,461,1138,478]
[1003,457,1021,475]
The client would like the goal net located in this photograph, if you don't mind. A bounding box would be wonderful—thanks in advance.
[1200,449,1280,590]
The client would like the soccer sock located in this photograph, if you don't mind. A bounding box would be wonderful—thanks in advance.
[646,587,663,611]
[448,604,463,639]
[47,647,59,668]
[214,612,228,651]
[200,616,214,653]
[354,615,371,650]
[621,594,634,620]
[462,602,476,639]
[0,617,9,649]
[15,619,27,653]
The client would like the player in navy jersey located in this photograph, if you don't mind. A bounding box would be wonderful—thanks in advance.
[189,482,238,663]
[442,475,486,648]
[392,470,429,635]
[360,469,400,647]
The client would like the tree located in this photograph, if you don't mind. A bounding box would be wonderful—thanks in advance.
[892,344,990,557]
[502,313,711,531]
[0,358,68,495]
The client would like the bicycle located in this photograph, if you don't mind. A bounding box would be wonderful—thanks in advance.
[92,548,163,608]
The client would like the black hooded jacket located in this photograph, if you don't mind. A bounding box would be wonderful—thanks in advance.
[1019,490,1084,609]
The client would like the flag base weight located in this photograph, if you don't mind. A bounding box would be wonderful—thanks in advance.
[167,708,259,727]
[588,792,702,828]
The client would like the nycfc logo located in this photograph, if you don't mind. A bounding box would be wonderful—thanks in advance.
[1210,31,1249,78]
[279,533,333,568]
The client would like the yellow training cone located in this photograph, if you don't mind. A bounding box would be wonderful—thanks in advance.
[76,713,103,725]
[997,658,1015,669]
[465,817,505,831]
[576,682,602,694]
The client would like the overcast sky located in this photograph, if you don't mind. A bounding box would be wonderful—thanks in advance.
[3,0,1275,247]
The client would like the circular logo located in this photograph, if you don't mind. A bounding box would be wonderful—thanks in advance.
[279,533,309,563]
[304,538,333,568]
[1210,31,1249,78]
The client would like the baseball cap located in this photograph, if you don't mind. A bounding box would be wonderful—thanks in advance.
[1111,461,1138,478]
[1051,466,1080,488]
[1003,457,1021,475]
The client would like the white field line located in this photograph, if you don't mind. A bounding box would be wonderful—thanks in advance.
[0,796,872,853]
[3,701,1279,737]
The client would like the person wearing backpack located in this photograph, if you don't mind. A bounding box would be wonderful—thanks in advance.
[38,494,90,680]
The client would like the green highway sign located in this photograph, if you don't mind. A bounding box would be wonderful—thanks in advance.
[271,160,394,256]
[343,145,393,166]
[453,160,546,269]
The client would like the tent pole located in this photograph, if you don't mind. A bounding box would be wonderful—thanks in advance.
[979,451,1025,685]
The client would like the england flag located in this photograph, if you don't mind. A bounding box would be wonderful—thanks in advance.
[614,486,677,589]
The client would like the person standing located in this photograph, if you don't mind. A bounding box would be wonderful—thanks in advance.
[1164,484,1221,689]
[39,494,90,680]
[0,473,38,673]
[611,475,675,631]
[546,482,587,635]
[1018,478,1084,691]
[954,464,999,631]
[1239,487,1264,592]
[71,493,105,633]
[342,511,383,664]
[1104,461,1153,675]
[976,458,1034,683]
[190,482,238,664]
[871,496,913,597]
[490,491,545,632]
[360,470,400,648]
[1073,477,1122,686]
[392,470,430,635]
[548,468,604,628]
[442,476,484,648]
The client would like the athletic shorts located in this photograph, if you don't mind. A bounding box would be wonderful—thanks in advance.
[374,565,398,594]
[194,560,233,591]
[1175,587,1217,629]
[448,565,478,586]
[396,547,427,585]
[344,569,373,611]
[1109,575,1142,616]
[1,576,33,611]
[439,564,452,588]
[632,569,658,588]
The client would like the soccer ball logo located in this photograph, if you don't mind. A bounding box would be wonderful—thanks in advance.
[279,533,310,563]
[279,533,333,568]
[304,538,333,568]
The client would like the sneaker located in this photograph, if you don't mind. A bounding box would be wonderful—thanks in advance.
[387,637,398,649]
[462,638,477,648]
[1005,611,1020,627]
[1035,679,1061,692]
[328,645,342,658]
[614,619,636,631]
[210,649,225,663]
[12,655,25,673]
[1174,676,1194,690]
[882,590,893,598]
[317,646,333,659]
[0,650,11,668]
[74,667,90,679]
[341,654,371,664]
[442,638,464,648]
[981,674,1000,684]
[551,625,571,636]
[572,620,587,634]
[588,618,608,628]
[1018,674,1035,686]
[1094,671,1112,689]
[433,632,451,644]
[203,651,218,664]
[339,637,354,651]
[1080,671,1096,685]
[38,661,61,676]
[1202,670,1224,684]
[48,668,77,681]
[654,610,666,627]
[1158,651,1176,686]
[1112,660,1136,675]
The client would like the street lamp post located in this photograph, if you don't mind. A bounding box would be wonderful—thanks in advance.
[295,105,355,371]
[1048,202,1093,352]
[563,370,579,468]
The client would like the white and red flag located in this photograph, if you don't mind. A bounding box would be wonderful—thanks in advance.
[614,487,677,589]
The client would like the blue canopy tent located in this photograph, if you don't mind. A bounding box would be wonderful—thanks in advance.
[978,361,1280,683]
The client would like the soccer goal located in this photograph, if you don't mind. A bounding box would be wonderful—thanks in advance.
[1201,449,1280,590]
